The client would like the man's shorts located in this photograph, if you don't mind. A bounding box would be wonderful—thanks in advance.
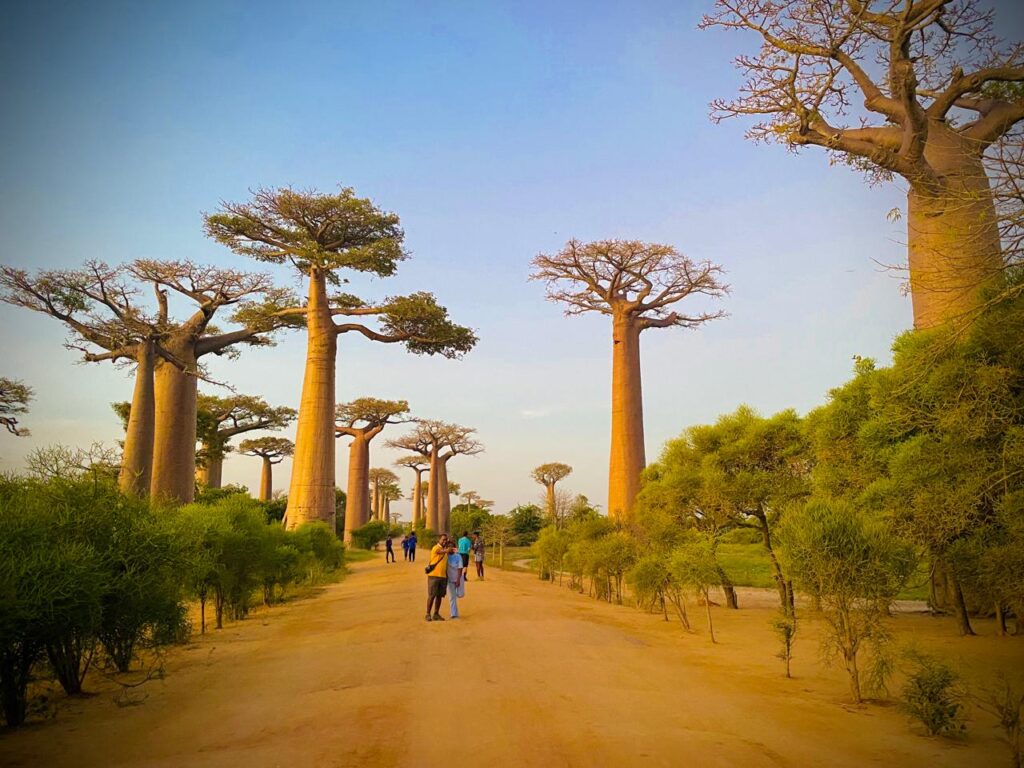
[460,553,470,568]
[427,576,447,599]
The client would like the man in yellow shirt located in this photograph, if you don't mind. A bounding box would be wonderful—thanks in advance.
[425,534,450,621]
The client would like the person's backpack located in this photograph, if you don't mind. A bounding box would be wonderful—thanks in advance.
[424,553,445,575]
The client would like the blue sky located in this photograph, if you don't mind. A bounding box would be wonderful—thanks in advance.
[3,1,1019,517]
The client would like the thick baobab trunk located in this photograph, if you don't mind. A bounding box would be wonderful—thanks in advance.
[258,457,273,501]
[412,469,424,527]
[119,340,155,497]
[343,435,370,543]
[907,127,1003,330]
[384,498,391,523]
[437,457,453,534]
[545,482,556,523]
[426,448,440,532]
[150,342,198,503]
[286,267,337,530]
[197,450,224,489]
[608,313,645,519]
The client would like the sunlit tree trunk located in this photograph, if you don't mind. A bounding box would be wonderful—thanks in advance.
[412,468,424,527]
[150,341,198,503]
[258,457,273,501]
[199,452,224,489]
[545,483,555,522]
[343,435,371,543]
[427,447,440,531]
[608,312,645,519]
[907,127,1003,329]
[286,266,337,529]
[119,340,155,497]
[437,456,452,534]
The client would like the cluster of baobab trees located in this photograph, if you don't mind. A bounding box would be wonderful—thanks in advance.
[1,187,478,535]
[5,0,1020,530]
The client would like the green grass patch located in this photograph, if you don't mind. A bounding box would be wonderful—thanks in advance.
[345,548,377,563]
[717,542,930,601]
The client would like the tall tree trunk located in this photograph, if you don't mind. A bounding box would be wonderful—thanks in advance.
[437,456,452,534]
[907,127,1003,330]
[150,340,198,503]
[426,447,440,531]
[546,482,556,523]
[949,571,976,637]
[119,340,155,497]
[258,457,273,501]
[384,498,391,523]
[757,513,791,613]
[200,451,224,489]
[286,266,337,529]
[608,313,645,519]
[412,468,424,527]
[343,434,370,543]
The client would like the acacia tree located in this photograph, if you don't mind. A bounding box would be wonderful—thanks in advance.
[0,378,33,436]
[335,398,410,542]
[196,394,296,488]
[394,455,430,527]
[701,0,1024,329]
[368,468,400,522]
[1,263,163,495]
[205,187,477,530]
[531,462,573,525]
[239,437,294,501]
[531,240,727,518]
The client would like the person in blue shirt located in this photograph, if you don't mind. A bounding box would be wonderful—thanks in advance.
[446,544,464,619]
[457,531,473,581]
[407,531,417,562]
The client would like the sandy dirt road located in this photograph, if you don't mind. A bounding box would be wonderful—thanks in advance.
[0,554,1013,768]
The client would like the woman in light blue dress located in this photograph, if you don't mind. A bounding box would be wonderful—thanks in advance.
[446,545,464,618]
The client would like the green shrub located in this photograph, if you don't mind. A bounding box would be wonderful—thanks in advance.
[351,520,389,550]
[778,500,915,703]
[900,652,966,737]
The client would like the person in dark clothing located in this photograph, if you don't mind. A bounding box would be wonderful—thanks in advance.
[407,531,417,562]
[385,535,395,563]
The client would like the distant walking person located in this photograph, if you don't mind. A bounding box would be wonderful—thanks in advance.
[407,531,417,562]
[472,531,485,580]
[425,534,449,621]
[447,541,464,619]
[457,530,472,581]
[401,534,409,561]
[385,534,395,563]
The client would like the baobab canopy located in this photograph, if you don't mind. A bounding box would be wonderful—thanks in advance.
[204,186,477,529]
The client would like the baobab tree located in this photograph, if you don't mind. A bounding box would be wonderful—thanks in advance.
[204,187,477,530]
[0,377,32,436]
[531,239,727,518]
[379,479,403,523]
[531,462,573,524]
[335,398,410,542]
[196,394,296,488]
[701,0,1024,328]
[368,468,400,521]
[239,437,294,501]
[388,420,482,533]
[129,260,296,503]
[0,263,163,495]
[394,454,430,527]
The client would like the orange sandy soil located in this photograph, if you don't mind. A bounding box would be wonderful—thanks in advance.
[1,555,1021,768]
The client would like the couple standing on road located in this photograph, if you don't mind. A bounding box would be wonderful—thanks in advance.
[424,531,485,621]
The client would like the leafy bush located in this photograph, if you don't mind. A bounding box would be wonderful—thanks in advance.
[900,652,966,737]
[778,500,915,703]
[351,520,389,550]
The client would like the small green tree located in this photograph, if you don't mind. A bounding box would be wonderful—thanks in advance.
[669,533,723,643]
[628,554,690,631]
[778,500,915,703]
[900,651,966,737]
[0,377,33,436]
